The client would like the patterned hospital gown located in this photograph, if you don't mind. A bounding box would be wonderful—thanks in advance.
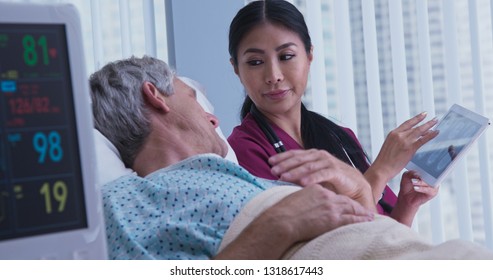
[102,153,288,259]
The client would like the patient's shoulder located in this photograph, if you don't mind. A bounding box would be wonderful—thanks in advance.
[100,172,141,190]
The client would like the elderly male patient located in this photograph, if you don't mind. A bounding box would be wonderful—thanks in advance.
[90,56,492,260]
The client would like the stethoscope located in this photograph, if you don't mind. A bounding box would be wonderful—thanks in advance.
[250,105,286,153]
[250,105,354,162]
[250,105,394,214]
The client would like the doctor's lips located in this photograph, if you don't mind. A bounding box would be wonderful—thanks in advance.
[263,89,289,100]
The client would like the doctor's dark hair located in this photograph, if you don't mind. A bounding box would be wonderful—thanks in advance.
[228,0,369,173]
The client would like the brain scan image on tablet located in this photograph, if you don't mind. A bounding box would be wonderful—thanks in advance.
[405,104,490,187]
[415,111,477,177]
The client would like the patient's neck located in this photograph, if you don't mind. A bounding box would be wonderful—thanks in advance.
[132,132,196,177]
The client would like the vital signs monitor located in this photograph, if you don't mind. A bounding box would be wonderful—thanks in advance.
[0,2,107,259]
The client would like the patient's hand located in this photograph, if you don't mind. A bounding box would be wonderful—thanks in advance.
[267,185,374,242]
[215,185,374,259]
[269,149,376,211]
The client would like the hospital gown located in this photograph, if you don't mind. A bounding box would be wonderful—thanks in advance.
[102,153,288,259]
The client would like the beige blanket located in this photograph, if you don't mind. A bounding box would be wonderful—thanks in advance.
[218,186,493,259]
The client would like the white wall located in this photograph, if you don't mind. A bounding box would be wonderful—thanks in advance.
[165,0,245,136]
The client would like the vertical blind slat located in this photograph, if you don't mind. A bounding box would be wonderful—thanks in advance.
[361,0,385,158]
[119,0,132,57]
[388,0,410,125]
[416,0,444,244]
[442,0,474,242]
[415,0,436,113]
[469,0,493,249]
[143,0,157,57]
[306,0,329,117]
[333,0,358,132]
[90,0,103,70]
[388,0,418,231]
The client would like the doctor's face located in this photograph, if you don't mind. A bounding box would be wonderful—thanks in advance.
[233,22,313,117]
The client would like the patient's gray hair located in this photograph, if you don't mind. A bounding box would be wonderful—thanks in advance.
[89,56,175,168]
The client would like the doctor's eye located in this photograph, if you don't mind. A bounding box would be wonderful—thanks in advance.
[280,54,295,61]
[246,59,263,66]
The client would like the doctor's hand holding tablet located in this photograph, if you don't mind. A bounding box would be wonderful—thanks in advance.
[405,104,490,187]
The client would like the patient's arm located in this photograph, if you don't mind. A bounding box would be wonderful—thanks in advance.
[269,149,376,212]
[214,185,374,259]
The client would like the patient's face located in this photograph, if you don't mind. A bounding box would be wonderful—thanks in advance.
[170,79,228,157]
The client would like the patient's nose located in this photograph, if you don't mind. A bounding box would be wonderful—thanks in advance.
[207,113,220,128]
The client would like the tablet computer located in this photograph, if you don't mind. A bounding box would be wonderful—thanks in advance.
[405,104,490,187]
[0,3,107,259]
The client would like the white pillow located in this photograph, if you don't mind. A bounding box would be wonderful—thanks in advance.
[94,128,135,188]
[94,76,238,187]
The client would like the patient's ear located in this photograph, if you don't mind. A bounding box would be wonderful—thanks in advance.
[142,82,169,112]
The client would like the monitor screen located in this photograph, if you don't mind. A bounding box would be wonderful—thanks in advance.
[0,23,87,241]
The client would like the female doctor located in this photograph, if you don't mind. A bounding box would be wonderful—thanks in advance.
[227,0,439,226]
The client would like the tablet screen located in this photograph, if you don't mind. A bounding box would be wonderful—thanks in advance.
[406,104,489,186]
